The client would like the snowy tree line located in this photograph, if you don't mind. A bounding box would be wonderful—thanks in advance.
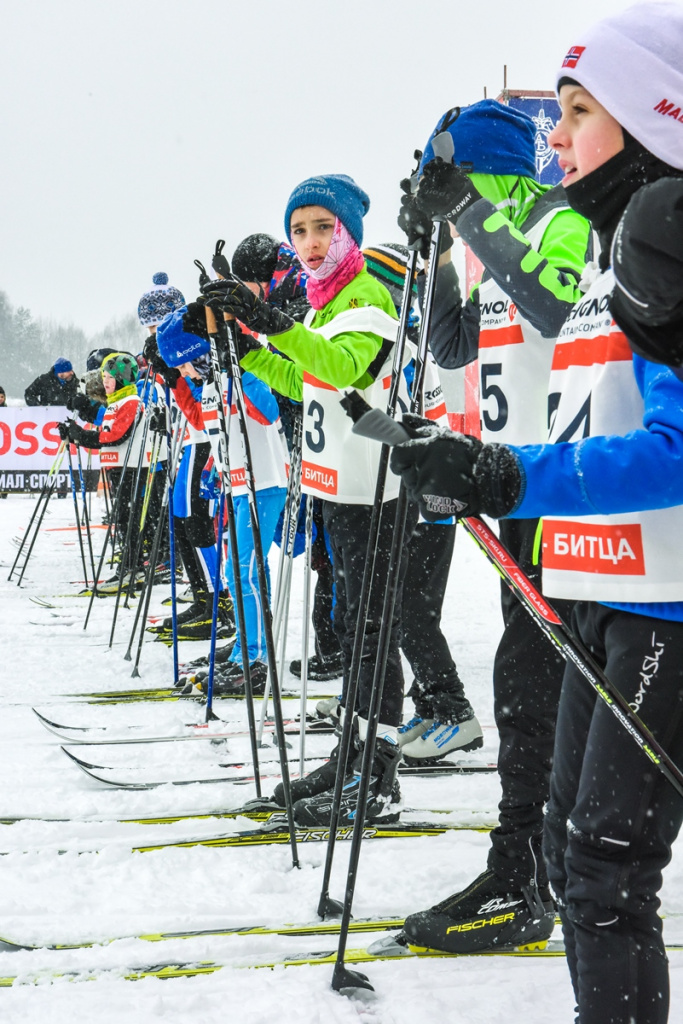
[0,289,144,400]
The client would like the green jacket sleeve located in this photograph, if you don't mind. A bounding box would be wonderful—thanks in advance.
[457,199,592,339]
[241,324,385,399]
[264,321,385,391]
[240,346,304,402]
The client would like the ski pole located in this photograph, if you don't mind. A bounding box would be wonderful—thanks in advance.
[83,378,147,629]
[299,493,314,777]
[327,222,446,995]
[66,439,90,591]
[125,404,184,670]
[107,371,158,644]
[203,378,234,726]
[315,237,420,920]
[203,242,297,865]
[8,441,66,583]
[199,277,261,794]
[258,425,303,744]
[165,390,181,686]
[76,443,97,587]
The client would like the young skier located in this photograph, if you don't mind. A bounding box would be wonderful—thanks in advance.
[154,306,289,692]
[230,233,343,682]
[59,352,148,588]
[391,4,683,1021]
[143,353,234,642]
[195,174,416,824]
[396,98,592,943]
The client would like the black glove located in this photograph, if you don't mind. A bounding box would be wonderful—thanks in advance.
[416,157,482,226]
[142,334,161,365]
[610,178,683,367]
[66,392,92,418]
[143,333,181,388]
[149,406,167,434]
[397,191,434,259]
[214,325,263,372]
[201,276,294,336]
[389,413,521,521]
[61,420,97,447]
[182,301,212,341]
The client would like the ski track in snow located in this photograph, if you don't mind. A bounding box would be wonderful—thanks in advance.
[1,495,682,1023]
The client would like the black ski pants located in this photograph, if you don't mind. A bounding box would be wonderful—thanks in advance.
[401,522,473,723]
[543,602,683,1024]
[311,500,341,661]
[488,517,573,885]
[323,498,417,727]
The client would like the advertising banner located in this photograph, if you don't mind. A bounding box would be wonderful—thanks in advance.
[497,90,563,185]
[0,407,100,492]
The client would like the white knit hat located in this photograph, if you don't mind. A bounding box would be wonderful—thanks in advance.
[556,2,683,170]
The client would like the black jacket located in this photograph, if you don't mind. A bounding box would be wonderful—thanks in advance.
[24,368,79,406]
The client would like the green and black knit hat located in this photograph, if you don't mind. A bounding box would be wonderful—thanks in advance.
[363,243,418,311]
[101,352,139,390]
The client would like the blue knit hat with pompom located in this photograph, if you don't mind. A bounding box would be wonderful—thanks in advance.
[137,272,186,328]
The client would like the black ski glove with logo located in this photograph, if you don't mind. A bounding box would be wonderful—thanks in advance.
[201,276,294,336]
[416,157,483,226]
[389,413,521,521]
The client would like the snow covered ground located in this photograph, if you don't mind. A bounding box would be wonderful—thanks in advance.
[1,493,682,1023]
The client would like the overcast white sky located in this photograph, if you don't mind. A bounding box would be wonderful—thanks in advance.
[0,0,632,335]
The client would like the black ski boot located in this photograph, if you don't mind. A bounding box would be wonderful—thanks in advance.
[402,869,556,954]
[147,590,209,634]
[293,736,402,827]
[271,724,358,808]
[289,652,343,682]
[212,660,268,696]
[172,591,236,642]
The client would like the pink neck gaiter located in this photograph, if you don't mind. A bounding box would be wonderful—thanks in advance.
[299,218,365,310]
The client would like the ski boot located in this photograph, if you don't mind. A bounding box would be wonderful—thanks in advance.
[400,714,483,764]
[147,590,209,635]
[271,723,359,808]
[402,869,556,954]
[293,735,402,827]
[397,715,432,746]
[315,694,342,723]
[290,652,343,682]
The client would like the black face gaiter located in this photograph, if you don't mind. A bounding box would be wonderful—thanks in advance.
[564,138,676,269]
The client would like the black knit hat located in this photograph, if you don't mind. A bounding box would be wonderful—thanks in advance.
[232,234,280,284]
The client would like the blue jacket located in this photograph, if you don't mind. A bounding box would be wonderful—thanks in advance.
[510,356,683,620]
